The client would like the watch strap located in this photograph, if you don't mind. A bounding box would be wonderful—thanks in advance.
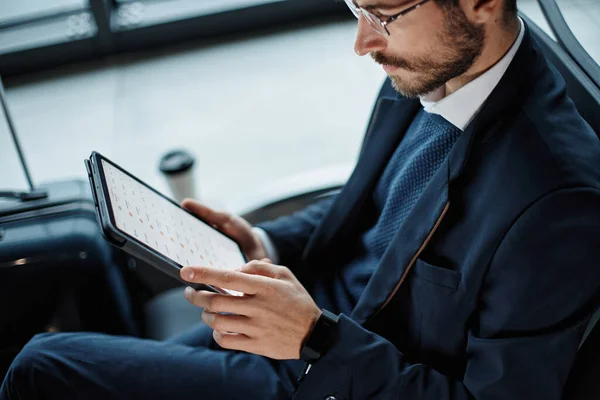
[300,309,340,362]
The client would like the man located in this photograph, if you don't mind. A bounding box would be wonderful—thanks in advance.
[3,0,600,398]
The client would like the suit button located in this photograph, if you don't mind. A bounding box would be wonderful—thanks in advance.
[324,396,337,400]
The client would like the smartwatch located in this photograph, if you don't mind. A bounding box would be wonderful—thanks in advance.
[300,309,340,363]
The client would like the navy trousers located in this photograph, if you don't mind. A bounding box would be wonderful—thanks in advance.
[0,321,305,399]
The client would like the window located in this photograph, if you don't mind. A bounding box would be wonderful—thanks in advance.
[0,0,346,77]
[0,0,87,25]
[0,0,94,55]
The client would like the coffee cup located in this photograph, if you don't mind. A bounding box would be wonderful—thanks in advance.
[159,149,197,203]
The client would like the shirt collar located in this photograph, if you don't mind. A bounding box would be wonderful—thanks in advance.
[420,17,526,131]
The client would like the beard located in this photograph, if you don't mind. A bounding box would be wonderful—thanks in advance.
[371,6,485,98]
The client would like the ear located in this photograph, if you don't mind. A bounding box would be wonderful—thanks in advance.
[460,0,504,24]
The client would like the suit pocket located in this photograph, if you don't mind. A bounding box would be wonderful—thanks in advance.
[409,259,463,361]
[412,258,461,291]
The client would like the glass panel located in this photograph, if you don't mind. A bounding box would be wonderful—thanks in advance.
[555,0,600,64]
[0,0,95,55]
[0,0,87,25]
[112,0,285,29]
[0,13,97,54]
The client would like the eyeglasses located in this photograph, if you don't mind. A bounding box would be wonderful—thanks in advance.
[343,0,431,36]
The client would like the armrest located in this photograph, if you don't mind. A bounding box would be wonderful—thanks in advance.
[236,163,353,225]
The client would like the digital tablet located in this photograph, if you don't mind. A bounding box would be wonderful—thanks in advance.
[85,151,245,296]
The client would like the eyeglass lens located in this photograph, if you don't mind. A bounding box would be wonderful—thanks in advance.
[343,0,388,36]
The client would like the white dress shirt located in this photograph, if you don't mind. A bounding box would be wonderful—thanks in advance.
[252,226,281,264]
[254,18,525,262]
[421,17,525,131]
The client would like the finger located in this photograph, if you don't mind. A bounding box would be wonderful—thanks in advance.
[202,311,256,336]
[240,260,291,280]
[181,266,268,295]
[184,288,257,316]
[213,330,257,353]
[181,199,231,227]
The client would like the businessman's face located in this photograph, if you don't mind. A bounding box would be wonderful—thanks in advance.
[354,1,485,98]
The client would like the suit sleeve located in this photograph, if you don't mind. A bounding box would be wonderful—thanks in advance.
[255,196,336,269]
[293,187,600,400]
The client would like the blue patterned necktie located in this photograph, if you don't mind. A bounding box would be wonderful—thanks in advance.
[340,108,462,306]
[366,109,462,258]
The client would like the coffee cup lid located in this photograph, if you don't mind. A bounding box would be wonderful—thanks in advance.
[159,150,195,175]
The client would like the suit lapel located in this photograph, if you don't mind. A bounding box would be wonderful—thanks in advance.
[351,152,451,324]
[302,95,421,260]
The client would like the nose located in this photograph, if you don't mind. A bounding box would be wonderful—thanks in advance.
[354,14,387,56]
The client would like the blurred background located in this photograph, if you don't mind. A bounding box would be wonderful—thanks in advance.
[0,0,599,213]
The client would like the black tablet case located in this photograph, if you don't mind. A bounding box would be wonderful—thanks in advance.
[85,153,233,294]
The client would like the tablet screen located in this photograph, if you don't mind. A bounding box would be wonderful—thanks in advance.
[101,159,245,294]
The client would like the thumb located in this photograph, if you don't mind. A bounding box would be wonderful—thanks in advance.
[239,260,288,280]
[181,198,230,227]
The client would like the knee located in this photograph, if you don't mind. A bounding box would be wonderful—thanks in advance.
[4,333,68,394]
[12,332,73,371]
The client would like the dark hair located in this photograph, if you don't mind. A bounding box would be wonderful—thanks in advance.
[435,0,518,23]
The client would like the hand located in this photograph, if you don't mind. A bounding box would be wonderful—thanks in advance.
[181,198,268,261]
[180,260,322,360]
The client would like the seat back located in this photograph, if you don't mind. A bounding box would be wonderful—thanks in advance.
[563,308,600,399]
[521,10,600,400]
[521,15,600,138]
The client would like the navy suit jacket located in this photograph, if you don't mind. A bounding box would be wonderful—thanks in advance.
[258,26,600,399]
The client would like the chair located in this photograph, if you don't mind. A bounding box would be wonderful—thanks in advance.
[521,14,600,138]
[520,9,600,400]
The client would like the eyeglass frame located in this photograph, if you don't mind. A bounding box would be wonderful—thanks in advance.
[344,0,432,36]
